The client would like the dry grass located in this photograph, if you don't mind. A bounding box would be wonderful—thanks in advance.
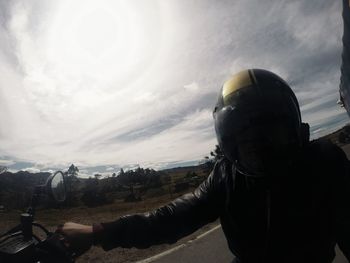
[0,187,218,262]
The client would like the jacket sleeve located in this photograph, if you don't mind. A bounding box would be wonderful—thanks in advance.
[93,160,228,250]
[332,144,350,260]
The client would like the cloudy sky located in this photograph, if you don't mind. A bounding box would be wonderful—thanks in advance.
[0,0,349,174]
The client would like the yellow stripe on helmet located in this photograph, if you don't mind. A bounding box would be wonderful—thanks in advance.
[222,70,256,103]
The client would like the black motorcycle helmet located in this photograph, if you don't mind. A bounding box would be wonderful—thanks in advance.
[213,69,309,177]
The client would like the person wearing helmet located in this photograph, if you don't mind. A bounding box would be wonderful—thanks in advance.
[214,69,307,177]
[57,69,350,263]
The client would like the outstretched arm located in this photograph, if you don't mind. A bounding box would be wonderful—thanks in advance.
[58,160,229,252]
[94,160,227,250]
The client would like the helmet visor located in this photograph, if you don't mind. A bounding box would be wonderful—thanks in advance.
[235,119,298,176]
[214,105,299,176]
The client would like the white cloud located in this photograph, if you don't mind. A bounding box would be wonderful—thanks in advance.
[0,159,15,166]
[0,0,348,170]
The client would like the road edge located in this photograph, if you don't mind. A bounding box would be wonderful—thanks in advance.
[135,224,221,263]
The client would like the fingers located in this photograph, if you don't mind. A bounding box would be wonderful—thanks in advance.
[55,224,71,248]
[51,222,92,258]
[56,224,70,247]
[56,233,70,248]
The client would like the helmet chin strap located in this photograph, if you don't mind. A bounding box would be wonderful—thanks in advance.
[234,152,296,179]
[234,160,266,178]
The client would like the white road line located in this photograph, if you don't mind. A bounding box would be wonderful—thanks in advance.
[195,225,221,240]
[136,225,221,263]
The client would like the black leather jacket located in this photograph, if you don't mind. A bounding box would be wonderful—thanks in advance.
[94,139,350,263]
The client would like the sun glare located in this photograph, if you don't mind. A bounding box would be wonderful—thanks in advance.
[45,0,162,88]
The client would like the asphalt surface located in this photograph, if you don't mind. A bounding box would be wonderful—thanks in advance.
[140,226,348,263]
[138,226,233,263]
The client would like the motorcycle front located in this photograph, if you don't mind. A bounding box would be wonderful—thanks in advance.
[0,171,75,263]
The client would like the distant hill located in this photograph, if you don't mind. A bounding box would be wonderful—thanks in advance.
[162,162,210,175]
[1,123,350,210]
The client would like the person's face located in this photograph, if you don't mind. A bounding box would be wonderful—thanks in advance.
[235,119,298,176]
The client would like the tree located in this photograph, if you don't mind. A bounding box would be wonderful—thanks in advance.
[185,171,197,179]
[204,145,224,173]
[81,177,111,207]
[94,174,102,180]
[65,164,80,206]
[68,164,79,177]
[210,145,224,161]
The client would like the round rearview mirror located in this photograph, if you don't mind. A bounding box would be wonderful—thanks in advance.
[50,171,66,202]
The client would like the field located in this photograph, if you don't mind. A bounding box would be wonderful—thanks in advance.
[0,164,216,262]
[1,190,219,263]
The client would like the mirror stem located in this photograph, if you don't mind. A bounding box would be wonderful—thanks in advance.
[27,185,45,217]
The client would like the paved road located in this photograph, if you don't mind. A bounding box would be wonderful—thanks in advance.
[140,226,348,263]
